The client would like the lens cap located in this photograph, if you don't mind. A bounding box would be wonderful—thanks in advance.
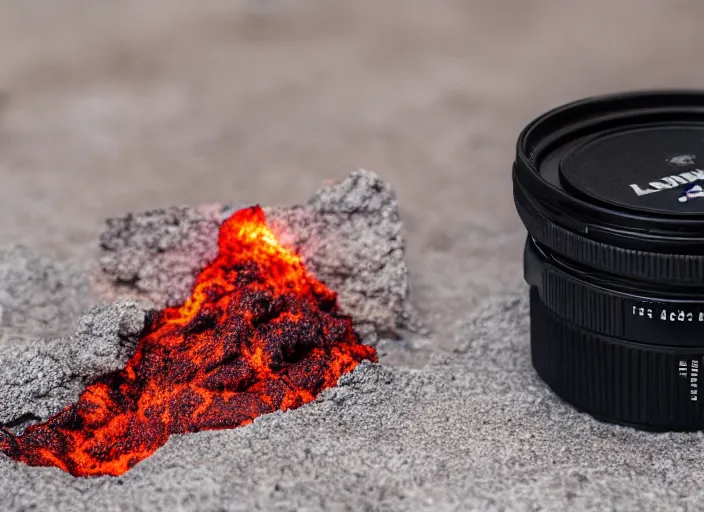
[514,91,704,285]
[560,126,704,215]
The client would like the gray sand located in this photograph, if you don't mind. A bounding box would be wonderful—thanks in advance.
[4,293,704,511]
[3,1,704,510]
[0,245,91,340]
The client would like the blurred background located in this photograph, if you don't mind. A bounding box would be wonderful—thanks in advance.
[1,0,703,334]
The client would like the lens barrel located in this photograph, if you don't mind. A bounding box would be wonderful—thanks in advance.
[514,91,704,431]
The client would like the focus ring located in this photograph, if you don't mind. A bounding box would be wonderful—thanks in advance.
[541,266,623,338]
[514,183,704,285]
[530,288,704,430]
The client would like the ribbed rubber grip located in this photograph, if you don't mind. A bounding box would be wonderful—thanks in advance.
[541,266,624,338]
[530,287,704,430]
[514,189,704,286]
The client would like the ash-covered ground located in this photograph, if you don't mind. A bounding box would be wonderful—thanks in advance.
[3,1,704,510]
[5,289,704,511]
[3,172,704,512]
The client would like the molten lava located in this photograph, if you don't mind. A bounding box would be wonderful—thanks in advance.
[0,206,376,477]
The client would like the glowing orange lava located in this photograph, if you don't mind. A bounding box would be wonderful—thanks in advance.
[0,206,376,477]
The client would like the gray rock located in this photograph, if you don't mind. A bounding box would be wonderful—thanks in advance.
[68,300,146,378]
[97,170,414,341]
[0,300,147,429]
[266,170,412,339]
[96,204,222,309]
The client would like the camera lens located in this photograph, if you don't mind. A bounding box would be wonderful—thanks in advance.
[513,91,704,431]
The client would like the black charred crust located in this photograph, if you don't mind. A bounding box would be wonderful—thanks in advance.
[216,349,243,369]
[240,290,287,326]
[0,426,21,456]
[306,284,340,315]
[317,294,337,313]
[321,319,352,344]
[220,326,253,356]
[284,358,327,391]
[89,370,127,394]
[1,413,41,430]
[185,311,218,335]
[243,291,273,321]
[86,442,113,461]
[170,388,204,421]
[232,261,262,286]
[161,360,199,385]
[201,361,255,393]
[195,407,258,431]
[141,309,160,336]
[202,283,227,303]
[261,313,323,367]
[142,403,164,420]
[64,404,84,431]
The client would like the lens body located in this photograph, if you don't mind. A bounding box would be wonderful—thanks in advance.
[514,91,704,431]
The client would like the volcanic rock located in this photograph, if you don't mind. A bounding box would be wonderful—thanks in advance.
[0,301,146,430]
[96,170,412,341]
[1,207,375,476]
[0,171,409,434]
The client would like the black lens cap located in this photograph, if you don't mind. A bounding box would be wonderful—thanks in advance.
[560,126,704,215]
[513,90,704,284]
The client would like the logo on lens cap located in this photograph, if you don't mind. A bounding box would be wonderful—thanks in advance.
[679,184,704,202]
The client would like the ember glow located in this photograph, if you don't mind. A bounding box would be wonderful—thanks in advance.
[0,206,376,477]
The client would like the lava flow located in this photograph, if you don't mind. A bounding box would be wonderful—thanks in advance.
[0,206,376,477]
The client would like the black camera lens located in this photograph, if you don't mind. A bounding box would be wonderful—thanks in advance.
[513,91,704,431]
